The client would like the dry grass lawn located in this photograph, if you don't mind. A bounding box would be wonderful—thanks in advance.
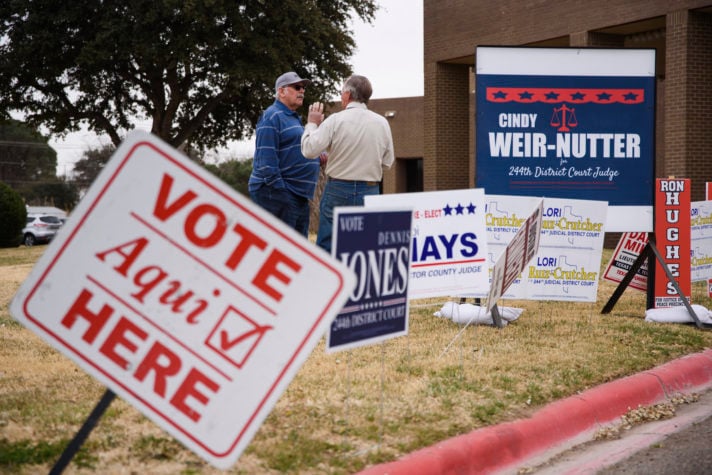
[2,245,712,474]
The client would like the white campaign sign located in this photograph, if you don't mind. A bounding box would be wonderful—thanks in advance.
[365,189,489,298]
[603,232,649,292]
[10,132,355,469]
[473,195,607,303]
[487,200,543,311]
[691,200,712,282]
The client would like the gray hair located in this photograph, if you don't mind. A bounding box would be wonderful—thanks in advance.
[343,75,373,104]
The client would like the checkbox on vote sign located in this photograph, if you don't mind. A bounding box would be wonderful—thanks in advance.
[206,307,273,369]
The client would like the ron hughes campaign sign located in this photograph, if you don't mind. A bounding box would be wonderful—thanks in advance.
[475,47,656,232]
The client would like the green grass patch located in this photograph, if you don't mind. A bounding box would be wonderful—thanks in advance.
[0,438,97,470]
[2,246,712,473]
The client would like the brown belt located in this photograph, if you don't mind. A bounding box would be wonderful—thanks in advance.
[328,177,379,187]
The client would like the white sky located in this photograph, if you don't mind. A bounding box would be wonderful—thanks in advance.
[350,0,424,99]
[50,0,423,174]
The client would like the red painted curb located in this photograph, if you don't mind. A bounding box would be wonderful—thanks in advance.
[647,350,712,392]
[578,372,665,423]
[356,349,712,475]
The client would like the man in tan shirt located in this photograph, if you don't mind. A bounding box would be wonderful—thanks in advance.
[302,75,395,253]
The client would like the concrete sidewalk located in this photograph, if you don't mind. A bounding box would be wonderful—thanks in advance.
[356,349,712,475]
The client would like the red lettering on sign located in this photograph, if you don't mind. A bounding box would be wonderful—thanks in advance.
[225,224,267,270]
[99,316,148,369]
[134,341,182,397]
[184,204,227,247]
[95,239,211,324]
[95,238,149,276]
[61,288,113,343]
[153,174,197,220]
[253,249,301,302]
[131,265,169,302]
[170,368,220,422]
[149,173,303,304]
[61,288,221,423]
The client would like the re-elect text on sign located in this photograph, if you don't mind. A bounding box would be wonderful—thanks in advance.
[10,132,354,469]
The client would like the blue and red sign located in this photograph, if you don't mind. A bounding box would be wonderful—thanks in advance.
[477,75,654,204]
[475,47,656,232]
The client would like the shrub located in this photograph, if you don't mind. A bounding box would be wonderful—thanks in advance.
[0,182,26,247]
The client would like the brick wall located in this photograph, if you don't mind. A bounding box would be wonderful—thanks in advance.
[664,9,712,201]
[422,0,712,202]
[423,62,470,191]
[424,1,712,63]
[665,10,689,187]
[368,97,423,158]
[328,96,426,194]
[685,10,712,201]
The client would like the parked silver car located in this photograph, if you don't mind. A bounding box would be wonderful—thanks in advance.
[22,214,63,246]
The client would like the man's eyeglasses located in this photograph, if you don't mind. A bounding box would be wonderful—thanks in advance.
[285,84,306,92]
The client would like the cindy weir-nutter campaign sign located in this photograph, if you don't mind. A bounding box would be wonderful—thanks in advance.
[475,47,655,232]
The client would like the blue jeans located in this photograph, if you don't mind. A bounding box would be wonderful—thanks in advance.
[250,186,311,237]
[316,180,380,253]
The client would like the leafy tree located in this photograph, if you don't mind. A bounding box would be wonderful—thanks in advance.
[0,119,57,192]
[72,143,116,188]
[0,119,75,209]
[0,120,78,210]
[204,158,253,196]
[0,181,26,247]
[24,178,79,211]
[0,1,377,152]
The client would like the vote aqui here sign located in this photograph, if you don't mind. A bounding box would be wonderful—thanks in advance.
[10,131,355,469]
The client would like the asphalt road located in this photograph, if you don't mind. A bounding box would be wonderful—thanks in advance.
[524,388,712,475]
[598,412,712,475]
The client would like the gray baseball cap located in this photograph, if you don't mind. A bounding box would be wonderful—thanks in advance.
[275,71,311,90]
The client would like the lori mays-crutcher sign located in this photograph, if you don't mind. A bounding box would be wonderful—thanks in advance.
[475,47,656,232]
[487,200,543,312]
[10,132,355,469]
[474,195,607,303]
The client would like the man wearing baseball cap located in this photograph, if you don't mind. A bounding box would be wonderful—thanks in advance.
[248,71,321,237]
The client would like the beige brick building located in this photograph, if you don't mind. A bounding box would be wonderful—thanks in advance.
[373,1,712,202]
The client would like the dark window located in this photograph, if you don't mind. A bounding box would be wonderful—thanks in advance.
[406,158,423,192]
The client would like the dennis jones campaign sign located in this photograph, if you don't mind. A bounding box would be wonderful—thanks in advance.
[10,132,354,469]
[475,47,655,232]
[327,207,412,353]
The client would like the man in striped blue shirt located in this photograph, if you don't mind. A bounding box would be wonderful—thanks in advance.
[248,71,321,237]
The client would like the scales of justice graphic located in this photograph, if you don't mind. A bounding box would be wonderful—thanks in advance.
[550,104,577,132]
